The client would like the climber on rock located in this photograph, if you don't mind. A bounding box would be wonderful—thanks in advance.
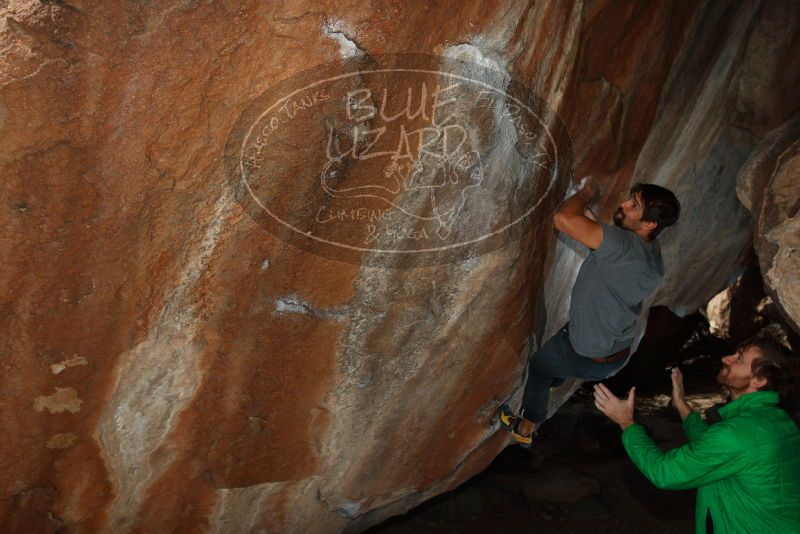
[498,176,681,447]
[593,338,800,533]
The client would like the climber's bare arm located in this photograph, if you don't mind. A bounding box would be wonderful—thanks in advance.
[553,176,603,249]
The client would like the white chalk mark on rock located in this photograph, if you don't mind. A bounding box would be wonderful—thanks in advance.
[275,295,352,322]
[51,355,88,375]
[34,387,83,413]
[47,433,79,449]
[323,18,364,59]
[98,188,234,529]
[276,295,312,314]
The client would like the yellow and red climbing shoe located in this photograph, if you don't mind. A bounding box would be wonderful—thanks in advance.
[498,404,518,430]
[511,422,534,448]
[498,404,534,448]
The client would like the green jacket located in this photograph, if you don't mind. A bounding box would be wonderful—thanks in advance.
[622,390,800,533]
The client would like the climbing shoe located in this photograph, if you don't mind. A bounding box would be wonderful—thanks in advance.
[497,404,518,431]
[511,419,534,449]
[497,404,534,448]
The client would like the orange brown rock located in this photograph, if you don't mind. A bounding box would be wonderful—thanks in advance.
[1,1,798,532]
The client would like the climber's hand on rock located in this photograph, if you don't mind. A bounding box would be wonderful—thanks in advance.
[594,383,635,431]
[580,175,598,199]
[567,175,598,198]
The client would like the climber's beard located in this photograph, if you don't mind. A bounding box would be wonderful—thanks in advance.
[613,207,626,228]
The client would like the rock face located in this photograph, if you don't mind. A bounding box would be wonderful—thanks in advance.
[1,1,798,532]
[737,115,800,334]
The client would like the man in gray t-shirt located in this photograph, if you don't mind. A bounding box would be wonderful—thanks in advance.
[569,221,664,358]
[498,177,680,447]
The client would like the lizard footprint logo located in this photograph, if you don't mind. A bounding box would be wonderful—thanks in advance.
[321,123,484,240]
[225,53,573,266]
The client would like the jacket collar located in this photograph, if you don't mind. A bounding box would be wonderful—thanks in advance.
[719,390,780,419]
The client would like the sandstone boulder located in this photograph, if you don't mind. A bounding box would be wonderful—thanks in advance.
[1,1,798,532]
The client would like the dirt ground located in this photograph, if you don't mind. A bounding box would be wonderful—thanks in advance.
[369,374,727,534]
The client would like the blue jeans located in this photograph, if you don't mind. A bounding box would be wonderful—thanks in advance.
[520,324,628,423]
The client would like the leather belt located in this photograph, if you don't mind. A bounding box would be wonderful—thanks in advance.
[591,346,630,364]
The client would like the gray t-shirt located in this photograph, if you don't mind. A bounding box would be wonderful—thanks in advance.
[568,223,663,358]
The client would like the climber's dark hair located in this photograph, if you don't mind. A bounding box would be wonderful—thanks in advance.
[631,183,681,238]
